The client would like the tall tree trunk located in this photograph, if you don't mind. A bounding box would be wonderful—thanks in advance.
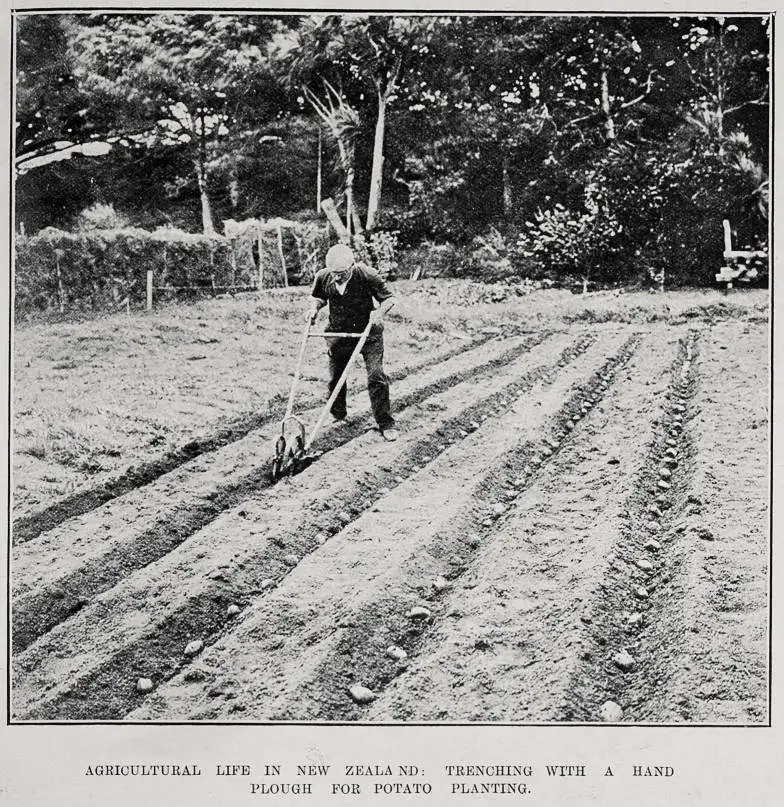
[501,152,512,216]
[196,164,215,236]
[337,138,356,236]
[600,67,616,143]
[316,127,322,214]
[196,113,215,236]
[346,144,363,236]
[345,160,354,237]
[366,88,388,231]
[715,22,725,140]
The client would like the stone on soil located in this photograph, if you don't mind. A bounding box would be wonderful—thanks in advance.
[636,558,654,572]
[284,554,299,566]
[227,604,241,617]
[599,701,624,722]
[613,650,636,672]
[386,645,408,661]
[184,639,204,657]
[136,677,154,693]
[407,606,432,619]
[492,503,507,516]
[645,539,662,552]
[635,586,649,599]
[349,685,377,705]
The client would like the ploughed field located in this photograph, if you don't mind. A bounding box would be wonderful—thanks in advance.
[11,285,769,722]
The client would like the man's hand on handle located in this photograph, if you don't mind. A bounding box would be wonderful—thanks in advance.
[369,296,396,327]
[308,298,326,325]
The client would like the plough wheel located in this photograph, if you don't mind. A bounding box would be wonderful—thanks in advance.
[271,435,287,482]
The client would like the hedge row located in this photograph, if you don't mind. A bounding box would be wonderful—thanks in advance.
[14,227,258,319]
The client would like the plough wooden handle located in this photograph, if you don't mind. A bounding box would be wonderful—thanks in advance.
[304,318,374,452]
[308,331,364,338]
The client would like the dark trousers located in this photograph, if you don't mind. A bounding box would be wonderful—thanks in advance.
[327,326,394,429]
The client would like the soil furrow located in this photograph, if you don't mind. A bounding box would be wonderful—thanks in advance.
[12,331,555,653]
[12,331,500,544]
[124,330,630,721]
[614,322,768,724]
[559,329,706,721]
[365,331,672,722]
[12,330,591,720]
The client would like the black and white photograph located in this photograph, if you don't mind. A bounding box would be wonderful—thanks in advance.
[6,4,772,739]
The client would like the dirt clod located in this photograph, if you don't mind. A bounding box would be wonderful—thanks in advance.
[613,650,636,672]
[184,639,203,657]
[386,645,408,661]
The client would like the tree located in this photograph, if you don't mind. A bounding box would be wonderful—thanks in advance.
[678,17,769,141]
[287,15,435,232]
[15,15,116,175]
[69,13,285,234]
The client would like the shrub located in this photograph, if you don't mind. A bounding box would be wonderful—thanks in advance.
[352,230,400,279]
[516,178,625,284]
[75,202,129,231]
[14,227,237,319]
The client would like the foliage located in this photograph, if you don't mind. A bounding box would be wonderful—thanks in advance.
[351,229,400,278]
[15,227,237,319]
[15,13,771,290]
[75,202,129,231]
[517,179,624,282]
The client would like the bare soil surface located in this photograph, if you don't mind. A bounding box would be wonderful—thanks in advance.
[10,287,769,723]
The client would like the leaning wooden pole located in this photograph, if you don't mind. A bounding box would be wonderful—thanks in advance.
[320,198,351,243]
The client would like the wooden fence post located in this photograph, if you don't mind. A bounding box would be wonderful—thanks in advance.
[257,226,264,291]
[54,250,65,313]
[146,270,153,310]
[277,225,288,287]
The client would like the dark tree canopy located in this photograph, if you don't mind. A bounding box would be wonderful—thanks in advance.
[15,13,769,286]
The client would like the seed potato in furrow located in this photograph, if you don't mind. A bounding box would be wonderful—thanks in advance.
[127,330,627,720]
[12,331,543,653]
[368,331,676,722]
[13,331,580,720]
[633,322,768,724]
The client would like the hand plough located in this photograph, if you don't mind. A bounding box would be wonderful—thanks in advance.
[271,318,374,482]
